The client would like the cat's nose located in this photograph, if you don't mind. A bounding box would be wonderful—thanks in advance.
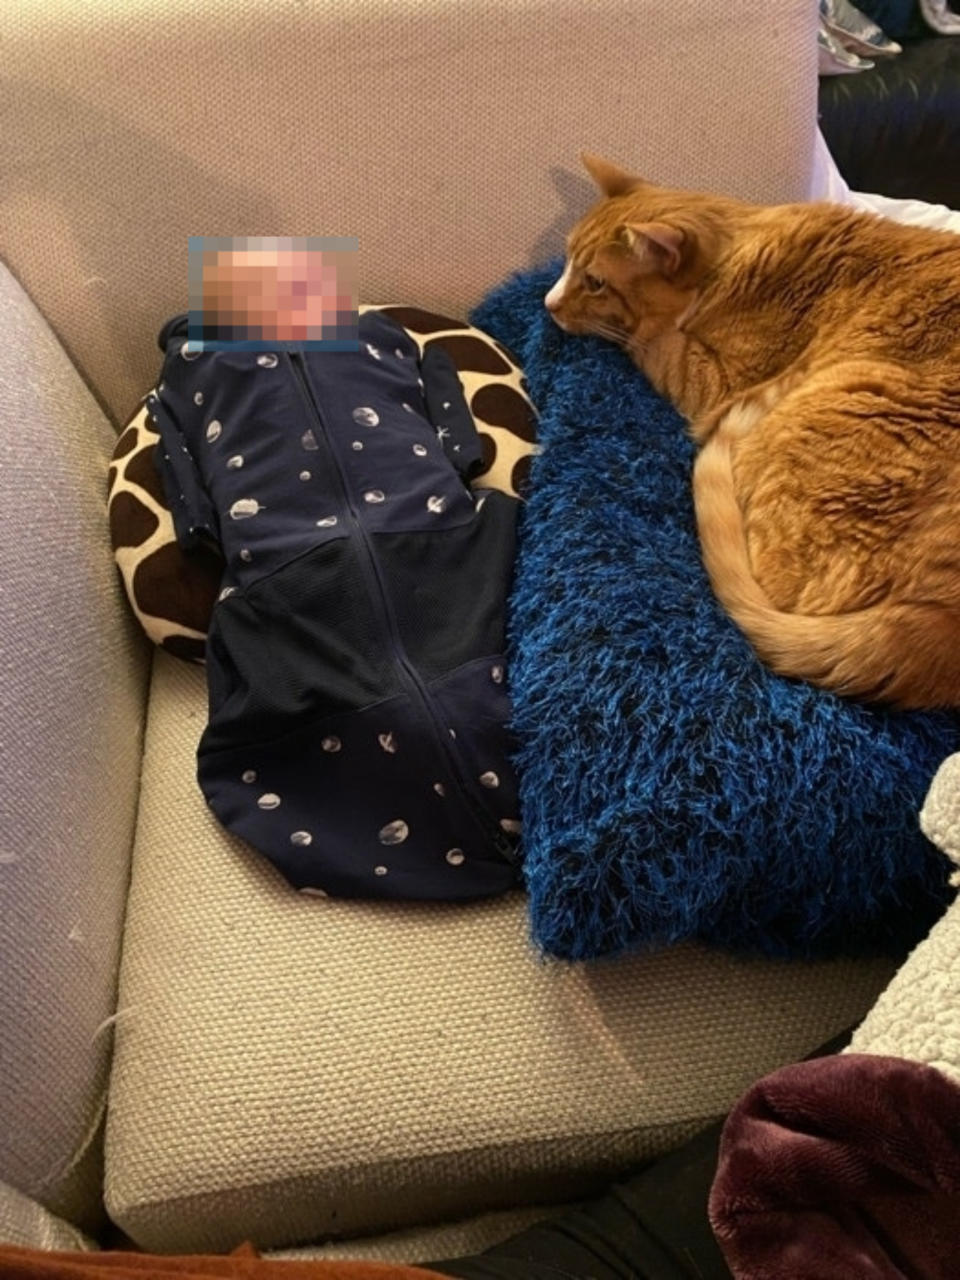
[544,302,568,331]
[544,290,568,329]
[544,267,569,312]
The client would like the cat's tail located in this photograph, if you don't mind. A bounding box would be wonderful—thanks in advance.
[693,432,960,709]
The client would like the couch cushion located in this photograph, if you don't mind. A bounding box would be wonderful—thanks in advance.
[269,1207,556,1266]
[105,652,895,1254]
[0,1182,96,1253]
[0,259,149,1233]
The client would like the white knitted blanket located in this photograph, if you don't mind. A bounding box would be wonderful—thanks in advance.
[846,754,960,1085]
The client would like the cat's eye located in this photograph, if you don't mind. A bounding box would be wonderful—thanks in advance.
[583,272,605,293]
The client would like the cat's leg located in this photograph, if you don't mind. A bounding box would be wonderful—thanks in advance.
[726,367,960,617]
[691,365,809,446]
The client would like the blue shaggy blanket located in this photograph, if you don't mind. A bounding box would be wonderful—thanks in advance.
[471,262,959,961]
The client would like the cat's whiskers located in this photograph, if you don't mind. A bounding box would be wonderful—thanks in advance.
[624,332,648,361]
[588,321,631,347]
[588,319,647,362]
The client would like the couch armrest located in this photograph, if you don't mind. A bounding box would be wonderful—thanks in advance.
[0,1182,97,1253]
[0,259,150,1232]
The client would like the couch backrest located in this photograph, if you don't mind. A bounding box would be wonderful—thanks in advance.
[1,0,818,434]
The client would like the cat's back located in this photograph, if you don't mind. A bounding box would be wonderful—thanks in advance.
[752,202,960,365]
[760,198,960,274]
[812,200,960,298]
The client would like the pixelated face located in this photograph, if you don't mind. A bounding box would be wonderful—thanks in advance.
[189,236,358,346]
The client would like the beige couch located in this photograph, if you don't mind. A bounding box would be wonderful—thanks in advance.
[0,0,899,1263]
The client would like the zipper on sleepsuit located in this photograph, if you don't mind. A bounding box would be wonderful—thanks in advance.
[287,351,518,867]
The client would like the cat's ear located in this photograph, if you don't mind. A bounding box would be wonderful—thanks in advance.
[580,152,643,198]
[619,222,687,277]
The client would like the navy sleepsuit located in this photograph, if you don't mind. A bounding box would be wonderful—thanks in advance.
[147,310,522,900]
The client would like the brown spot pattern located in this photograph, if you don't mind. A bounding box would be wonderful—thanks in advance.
[114,426,140,459]
[511,453,533,497]
[110,490,159,547]
[470,385,538,442]
[133,541,223,634]
[477,432,497,476]
[378,307,469,333]
[124,443,167,506]
[429,335,512,376]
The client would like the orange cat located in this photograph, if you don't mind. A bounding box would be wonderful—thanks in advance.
[545,153,960,709]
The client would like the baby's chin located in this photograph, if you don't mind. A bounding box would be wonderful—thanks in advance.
[263,321,314,341]
[256,315,344,341]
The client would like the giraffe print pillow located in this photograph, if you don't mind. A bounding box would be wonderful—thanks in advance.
[108,305,538,662]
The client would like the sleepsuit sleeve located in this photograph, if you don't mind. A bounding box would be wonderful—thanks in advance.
[419,344,484,484]
[147,387,221,554]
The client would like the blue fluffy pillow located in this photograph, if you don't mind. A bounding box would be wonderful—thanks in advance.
[470,262,959,962]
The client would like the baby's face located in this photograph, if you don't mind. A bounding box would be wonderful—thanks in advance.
[201,246,352,341]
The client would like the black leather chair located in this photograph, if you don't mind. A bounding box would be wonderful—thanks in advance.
[819,35,960,207]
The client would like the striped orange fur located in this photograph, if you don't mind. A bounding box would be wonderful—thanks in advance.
[543,154,960,709]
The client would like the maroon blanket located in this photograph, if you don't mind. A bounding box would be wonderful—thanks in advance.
[708,1053,960,1279]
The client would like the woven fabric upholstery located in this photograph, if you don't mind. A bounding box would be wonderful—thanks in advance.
[0,262,149,1232]
[105,653,895,1254]
[1,0,817,432]
[0,1183,97,1254]
[270,1207,557,1266]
